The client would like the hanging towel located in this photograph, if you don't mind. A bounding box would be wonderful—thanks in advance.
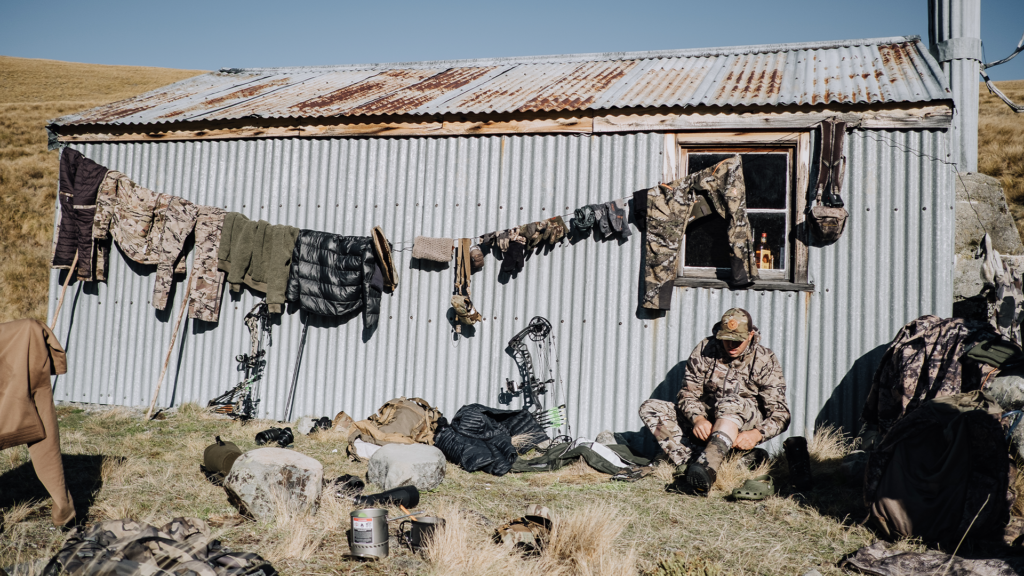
[412,236,454,262]
[631,189,648,232]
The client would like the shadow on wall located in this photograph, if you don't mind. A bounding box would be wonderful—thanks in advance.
[613,360,689,459]
[815,343,888,436]
[0,454,116,531]
[613,342,888,459]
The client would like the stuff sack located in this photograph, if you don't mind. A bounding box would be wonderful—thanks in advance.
[808,204,848,245]
[864,391,1013,546]
[347,397,444,459]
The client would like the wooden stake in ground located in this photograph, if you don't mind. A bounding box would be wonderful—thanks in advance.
[146,272,194,419]
[50,250,78,331]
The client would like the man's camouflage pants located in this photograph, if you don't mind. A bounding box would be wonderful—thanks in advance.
[642,155,758,310]
[639,399,762,466]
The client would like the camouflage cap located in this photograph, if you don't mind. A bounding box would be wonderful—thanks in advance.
[716,308,750,342]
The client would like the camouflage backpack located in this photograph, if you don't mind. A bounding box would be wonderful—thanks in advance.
[41,518,276,576]
[346,397,444,459]
[493,505,552,555]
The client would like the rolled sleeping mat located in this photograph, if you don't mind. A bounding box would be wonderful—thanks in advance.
[353,485,420,509]
[203,436,243,476]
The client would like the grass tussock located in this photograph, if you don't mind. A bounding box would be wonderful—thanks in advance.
[424,501,636,576]
[0,56,202,323]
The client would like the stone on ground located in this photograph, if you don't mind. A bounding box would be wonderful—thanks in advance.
[296,416,318,435]
[367,443,446,491]
[224,447,323,521]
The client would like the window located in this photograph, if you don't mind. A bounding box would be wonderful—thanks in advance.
[668,133,812,291]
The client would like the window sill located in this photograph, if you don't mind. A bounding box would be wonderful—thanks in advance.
[674,278,815,292]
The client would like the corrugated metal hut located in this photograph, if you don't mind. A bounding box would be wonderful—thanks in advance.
[46,35,957,448]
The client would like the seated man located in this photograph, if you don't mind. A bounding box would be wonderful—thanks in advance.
[639,308,790,494]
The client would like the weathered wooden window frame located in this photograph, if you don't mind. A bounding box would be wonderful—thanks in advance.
[662,132,813,292]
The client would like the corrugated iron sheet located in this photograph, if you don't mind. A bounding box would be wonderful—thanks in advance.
[50,36,950,128]
[49,129,953,446]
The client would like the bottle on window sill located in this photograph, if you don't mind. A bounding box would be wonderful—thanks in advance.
[757,232,774,270]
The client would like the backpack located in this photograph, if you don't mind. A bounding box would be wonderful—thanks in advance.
[347,397,444,459]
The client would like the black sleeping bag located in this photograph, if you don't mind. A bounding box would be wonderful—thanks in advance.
[433,404,548,476]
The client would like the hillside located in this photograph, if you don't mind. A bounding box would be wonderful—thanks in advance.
[979,79,1024,235]
[0,56,203,322]
[0,55,1022,323]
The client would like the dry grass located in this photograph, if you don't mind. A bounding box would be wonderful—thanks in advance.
[979,80,1024,237]
[0,409,907,575]
[0,56,202,323]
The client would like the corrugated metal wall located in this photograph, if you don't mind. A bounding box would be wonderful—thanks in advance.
[49,129,952,448]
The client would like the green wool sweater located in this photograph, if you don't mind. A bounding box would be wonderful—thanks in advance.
[217,212,300,313]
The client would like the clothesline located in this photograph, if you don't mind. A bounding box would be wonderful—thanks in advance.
[383,192,634,251]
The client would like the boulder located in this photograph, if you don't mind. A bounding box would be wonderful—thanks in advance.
[296,416,318,435]
[367,444,446,491]
[224,448,323,521]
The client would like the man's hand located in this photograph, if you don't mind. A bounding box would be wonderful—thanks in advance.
[734,429,763,451]
[692,416,713,441]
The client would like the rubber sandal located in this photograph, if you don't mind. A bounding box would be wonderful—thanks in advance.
[730,475,775,501]
[685,462,716,496]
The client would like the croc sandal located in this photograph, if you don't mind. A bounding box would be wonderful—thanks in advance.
[730,475,775,501]
[685,462,716,496]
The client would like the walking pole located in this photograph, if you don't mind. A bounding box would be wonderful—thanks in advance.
[146,271,194,419]
[284,314,309,422]
[51,250,79,330]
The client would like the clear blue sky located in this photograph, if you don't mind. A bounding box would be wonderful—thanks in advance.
[2,0,1022,80]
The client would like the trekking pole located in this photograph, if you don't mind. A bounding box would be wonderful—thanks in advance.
[146,271,194,419]
[283,314,309,422]
[51,250,79,330]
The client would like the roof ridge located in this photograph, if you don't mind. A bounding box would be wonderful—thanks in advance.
[217,36,922,74]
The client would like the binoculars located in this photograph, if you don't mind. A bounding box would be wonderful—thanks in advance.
[254,427,294,447]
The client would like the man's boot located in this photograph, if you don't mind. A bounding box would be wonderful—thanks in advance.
[783,436,813,492]
[687,431,732,495]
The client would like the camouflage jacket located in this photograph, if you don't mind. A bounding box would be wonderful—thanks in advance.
[861,315,996,438]
[678,332,790,440]
[43,517,277,576]
[93,171,200,310]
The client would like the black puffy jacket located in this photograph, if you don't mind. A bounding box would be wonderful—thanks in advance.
[285,231,381,328]
[433,405,548,475]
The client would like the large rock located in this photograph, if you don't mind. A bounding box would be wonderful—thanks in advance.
[224,448,323,521]
[367,444,446,491]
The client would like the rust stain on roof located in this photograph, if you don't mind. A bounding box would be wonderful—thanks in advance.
[290,69,439,115]
[156,77,292,119]
[519,61,635,112]
[345,67,497,115]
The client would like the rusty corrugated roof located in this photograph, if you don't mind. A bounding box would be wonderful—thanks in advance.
[50,35,951,127]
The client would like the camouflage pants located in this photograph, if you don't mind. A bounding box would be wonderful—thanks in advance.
[150,194,199,310]
[188,206,227,323]
[642,155,758,310]
[639,399,762,466]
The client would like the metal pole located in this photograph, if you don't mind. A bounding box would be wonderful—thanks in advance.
[929,0,981,172]
[284,314,309,423]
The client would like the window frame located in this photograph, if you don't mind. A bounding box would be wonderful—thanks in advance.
[663,132,813,292]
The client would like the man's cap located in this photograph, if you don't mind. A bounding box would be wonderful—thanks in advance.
[716,308,750,342]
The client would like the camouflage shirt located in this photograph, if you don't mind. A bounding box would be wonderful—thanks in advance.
[678,332,791,440]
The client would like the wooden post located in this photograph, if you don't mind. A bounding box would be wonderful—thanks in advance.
[145,272,194,419]
[50,250,78,331]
